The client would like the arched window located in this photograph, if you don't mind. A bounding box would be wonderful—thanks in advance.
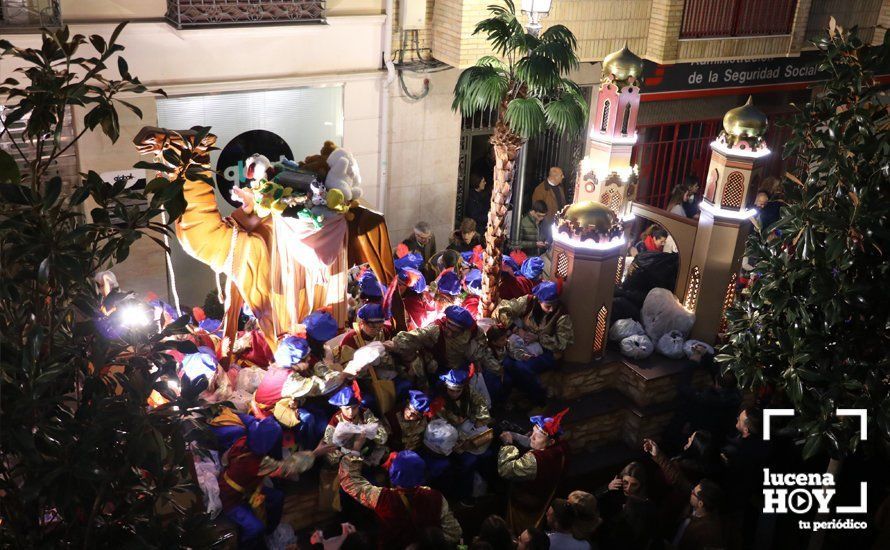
[684,266,701,311]
[722,171,745,209]
[620,103,631,135]
[600,100,611,133]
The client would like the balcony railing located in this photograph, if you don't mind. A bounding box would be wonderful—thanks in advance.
[680,0,798,39]
[0,0,61,31]
[165,0,326,29]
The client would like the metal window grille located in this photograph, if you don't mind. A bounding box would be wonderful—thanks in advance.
[0,0,61,30]
[718,273,738,334]
[615,255,625,285]
[684,265,701,311]
[621,103,631,135]
[593,305,608,355]
[721,171,745,209]
[680,0,797,39]
[600,100,610,133]
[556,250,569,279]
[165,0,326,29]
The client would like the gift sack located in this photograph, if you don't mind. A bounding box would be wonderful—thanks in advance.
[609,318,646,342]
[620,334,654,360]
[656,330,686,359]
[424,418,459,456]
[641,288,695,342]
[683,339,715,359]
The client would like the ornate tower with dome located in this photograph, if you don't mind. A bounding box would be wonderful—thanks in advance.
[686,97,771,343]
[575,43,644,218]
[550,201,624,363]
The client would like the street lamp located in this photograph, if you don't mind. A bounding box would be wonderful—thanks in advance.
[521,0,552,36]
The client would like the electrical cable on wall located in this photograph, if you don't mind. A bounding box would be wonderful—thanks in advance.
[393,28,450,101]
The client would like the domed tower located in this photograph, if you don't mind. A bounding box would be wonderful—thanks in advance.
[686,97,770,343]
[550,201,625,362]
[576,43,644,218]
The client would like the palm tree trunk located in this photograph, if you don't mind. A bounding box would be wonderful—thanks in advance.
[480,123,522,317]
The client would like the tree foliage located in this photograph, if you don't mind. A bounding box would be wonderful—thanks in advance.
[718,23,890,461]
[0,25,224,547]
[451,0,588,139]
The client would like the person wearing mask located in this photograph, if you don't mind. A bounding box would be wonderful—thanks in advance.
[338,450,462,548]
[514,201,550,257]
[531,167,568,235]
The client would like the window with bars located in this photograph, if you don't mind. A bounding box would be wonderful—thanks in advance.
[0,0,61,29]
[680,0,797,39]
[684,266,701,311]
[165,0,326,29]
[621,103,631,136]
[593,305,608,356]
[600,100,611,133]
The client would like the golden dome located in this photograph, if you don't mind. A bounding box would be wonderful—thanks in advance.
[602,42,644,83]
[558,200,619,239]
[722,96,769,139]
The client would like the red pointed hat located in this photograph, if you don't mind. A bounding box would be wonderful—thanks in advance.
[531,408,569,437]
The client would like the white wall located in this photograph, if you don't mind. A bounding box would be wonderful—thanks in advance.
[385,69,462,248]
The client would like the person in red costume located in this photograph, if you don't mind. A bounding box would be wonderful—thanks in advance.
[397,266,435,330]
[461,268,483,319]
[338,450,462,548]
[219,416,331,548]
[499,255,531,300]
[498,409,571,535]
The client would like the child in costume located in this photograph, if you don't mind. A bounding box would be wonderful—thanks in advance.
[338,450,462,548]
[498,409,570,534]
[495,281,574,406]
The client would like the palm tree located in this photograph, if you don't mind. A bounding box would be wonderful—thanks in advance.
[453,0,588,316]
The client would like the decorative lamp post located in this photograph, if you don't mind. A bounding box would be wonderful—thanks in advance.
[550,201,624,363]
[520,0,553,36]
[576,43,644,220]
[686,97,770,343]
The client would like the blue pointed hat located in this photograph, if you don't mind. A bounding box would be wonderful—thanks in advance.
[397,266,428,293]
[394,252,424,271]
[388,450,426,488]
[464,269,482,295]
[443,305,474,328]
[359,271,384,298]
[439,368,469,389]
[408,389,430,413]
[181,346,217,382]
[532,281,559,303]
[357,303,386,323]
[436,271,461,296]
[328,384,360,407]
[274,335,310,367]
[247,416,282,456]
[520,257,545,280]
[304,310,338,342]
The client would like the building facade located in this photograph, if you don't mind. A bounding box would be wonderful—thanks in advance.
[2,0,887,306]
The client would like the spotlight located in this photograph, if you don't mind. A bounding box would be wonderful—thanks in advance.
[119,303,150,328]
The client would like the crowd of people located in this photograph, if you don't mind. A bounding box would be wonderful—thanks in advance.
[103,163,806,550]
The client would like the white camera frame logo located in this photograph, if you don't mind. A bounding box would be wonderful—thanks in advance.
[762,408,868,515]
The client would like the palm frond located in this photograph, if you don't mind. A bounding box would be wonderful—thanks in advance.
[540,24,579,51]
[452,65,509,115]
[515,54,562,94]
[487,0,516,17]
[476,55,508,71]
[534,40,580,74]
[474,17,516,57]
[504,97,547,139]
[509,32,541,57]
[543,93,587,136]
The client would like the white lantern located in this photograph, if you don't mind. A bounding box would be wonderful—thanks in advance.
[521,0,553,35]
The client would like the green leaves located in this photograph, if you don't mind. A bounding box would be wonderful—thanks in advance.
[504,98,546,139]
[452,63,509,114]
[0,150,20,184]
[719,24,890,464]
